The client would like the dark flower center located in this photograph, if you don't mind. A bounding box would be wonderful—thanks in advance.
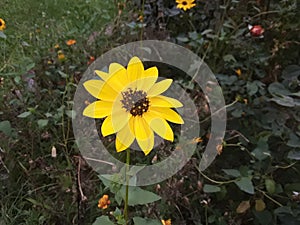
[182,1,187,5]
[0,21,2,26]
[121,88,150,116]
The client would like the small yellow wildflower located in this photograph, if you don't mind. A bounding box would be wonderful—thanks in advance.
[235,69,242,76]
[66,39,76,46]
[176,0,196,11]
[54,44,60,49]
[98,194,111,209]
[0,18,6,31]
[161,219,172,225]
[57,50,66,61]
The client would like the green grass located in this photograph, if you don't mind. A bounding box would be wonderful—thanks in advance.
[0,1,119,224]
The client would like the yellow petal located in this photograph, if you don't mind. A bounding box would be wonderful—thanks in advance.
[143,66,158,78]
[83,101,112,118]
[98,82,119,101]
[115,117,135,152]
[109,63,126,74]
[115,137,128,153]
[95,70,110,81]
[83,80,104,99]
[101,115,114,136]
[143,112,174,141]
[147,79,173,97]
[150,107,184,124]
[127,57,144,84]
[101,109,130,136]
[106,64,129,92]
[133,116,154,155]
[150,95,183,108]
[137,67,158,91]
[137,129,154,155]
[134,116,152,140]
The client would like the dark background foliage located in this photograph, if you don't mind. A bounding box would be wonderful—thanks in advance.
[1,0,299,224]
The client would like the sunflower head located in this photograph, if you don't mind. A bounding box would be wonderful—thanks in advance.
[83,56,184,155]
[0,18,6,31]
[176,0,196,11]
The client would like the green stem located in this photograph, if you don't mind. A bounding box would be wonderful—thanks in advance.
[124,149,130,224]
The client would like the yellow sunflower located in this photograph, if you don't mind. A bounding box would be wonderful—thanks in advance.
[0,18,6,31]
[176,0,196,11]
[83,56,184,155]
[161,219,172,225]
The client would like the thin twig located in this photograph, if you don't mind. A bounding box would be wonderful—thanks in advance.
[77,157,87,201]
[84,156,116,167]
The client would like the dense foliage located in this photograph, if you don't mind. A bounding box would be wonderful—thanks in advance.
[0,0,299,224]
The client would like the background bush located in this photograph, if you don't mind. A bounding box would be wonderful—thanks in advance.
[1,0,299,224]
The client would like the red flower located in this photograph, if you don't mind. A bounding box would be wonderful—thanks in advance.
[249,25,264,37]
[87,56,95,65]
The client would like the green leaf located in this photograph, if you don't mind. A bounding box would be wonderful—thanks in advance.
[222,169,241,178]
[26,62,35,71]
[252,138,270,161]
[234,177,254,194]
[265,179,276,194]
[282,65,300,80]
[223,54,236,62]
[287,133,300,148]
[247,81,259,96]
[268,82,291,97]
[253,210,272,225]
[17,111,32,118]
[203,184,221,193]
[284,183,300,192]
[274,206,293,215]
[58,71,68,78]
[287,151,300,160]
[133,217,162,225]
[92,216,115,225]
[118,186,161,206]
[65,110,76,119]
[37,119,48,128]
[176,36,189,42]
[270,96,296,107]
[99,175,122,194]
[0,120,12,136]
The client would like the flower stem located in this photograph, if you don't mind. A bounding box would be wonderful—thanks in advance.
[124,149,130,224]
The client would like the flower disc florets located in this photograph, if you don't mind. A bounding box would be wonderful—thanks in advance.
[121,88,150,116]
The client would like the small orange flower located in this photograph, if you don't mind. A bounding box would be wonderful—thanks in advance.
[0,18,6,31]
[98,194,111,209]
[216,144,223,155]
[235,69,242,76]
[192,137,203,143]
[161,219,172,225]
[138,15,144,22]
[66,39,76,46]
